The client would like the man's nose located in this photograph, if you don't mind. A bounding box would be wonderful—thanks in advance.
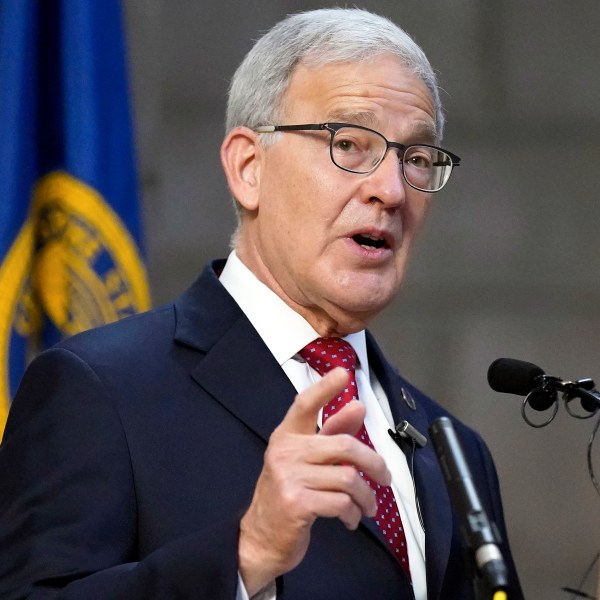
[361,151,407,207]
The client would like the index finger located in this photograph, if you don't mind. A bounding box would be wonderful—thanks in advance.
[278,367,349,435]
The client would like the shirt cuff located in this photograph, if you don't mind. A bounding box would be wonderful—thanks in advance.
[236,572,277,600]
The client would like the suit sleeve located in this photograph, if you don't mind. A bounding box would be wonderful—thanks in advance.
[0,348,240,599]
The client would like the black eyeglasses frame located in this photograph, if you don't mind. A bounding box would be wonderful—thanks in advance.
[254,122,461,193]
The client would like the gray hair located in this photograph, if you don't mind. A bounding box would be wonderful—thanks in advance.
[226,8,445,140]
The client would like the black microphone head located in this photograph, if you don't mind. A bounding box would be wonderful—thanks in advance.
[487,358,545,396]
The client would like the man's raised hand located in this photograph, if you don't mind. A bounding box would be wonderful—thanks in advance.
[238,367,391,595]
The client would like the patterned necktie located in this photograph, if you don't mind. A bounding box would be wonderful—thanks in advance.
[299,337,411,578]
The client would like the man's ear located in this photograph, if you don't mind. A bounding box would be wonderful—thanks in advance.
[220,126,262,211]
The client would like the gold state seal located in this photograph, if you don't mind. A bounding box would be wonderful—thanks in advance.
[0,171,150,437]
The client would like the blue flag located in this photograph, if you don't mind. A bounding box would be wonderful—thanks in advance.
[0,0,151,437]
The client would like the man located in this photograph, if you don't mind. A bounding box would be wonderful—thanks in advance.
[0,8,523,600]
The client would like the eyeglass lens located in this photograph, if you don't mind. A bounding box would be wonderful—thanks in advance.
[330,126,453,192]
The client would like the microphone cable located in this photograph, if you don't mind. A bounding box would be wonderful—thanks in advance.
[387,420,426,531]
[562,550,599,600]
[587,413,600,498]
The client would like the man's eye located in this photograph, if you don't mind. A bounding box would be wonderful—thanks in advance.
[406,154,431,169]
[335,138,358,152]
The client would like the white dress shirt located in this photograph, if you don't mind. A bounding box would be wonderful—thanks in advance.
[220,251,426,600]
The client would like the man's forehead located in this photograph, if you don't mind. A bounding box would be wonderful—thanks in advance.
[282,57,438,141]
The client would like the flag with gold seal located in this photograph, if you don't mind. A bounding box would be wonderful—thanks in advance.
[0,0,151,438]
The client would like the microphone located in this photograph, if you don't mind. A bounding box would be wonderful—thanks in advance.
[488,358,600,413]
[388,420,427,448]
[429,416,509,593]
[487,358,556,411]
[487,358,544,396]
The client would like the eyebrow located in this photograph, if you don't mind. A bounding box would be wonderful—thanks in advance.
[325,111,438,144]
[407,121,438,145]
[326,110,380,129]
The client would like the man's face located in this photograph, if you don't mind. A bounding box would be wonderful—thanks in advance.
[238,54,436,335]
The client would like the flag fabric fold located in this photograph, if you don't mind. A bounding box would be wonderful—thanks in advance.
[0,0,150,437]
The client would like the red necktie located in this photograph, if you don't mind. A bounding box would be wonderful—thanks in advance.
[299,337,411,578]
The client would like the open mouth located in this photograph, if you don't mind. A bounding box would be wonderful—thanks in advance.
[352,233,388,250]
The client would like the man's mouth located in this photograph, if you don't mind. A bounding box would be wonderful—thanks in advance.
[351,233,388,250]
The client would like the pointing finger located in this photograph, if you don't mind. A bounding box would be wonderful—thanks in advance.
[278,368,349,435]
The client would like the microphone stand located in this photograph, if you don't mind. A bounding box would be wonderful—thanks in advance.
[429,417,509,600]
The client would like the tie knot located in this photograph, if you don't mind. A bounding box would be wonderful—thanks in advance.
[299,337,357,376]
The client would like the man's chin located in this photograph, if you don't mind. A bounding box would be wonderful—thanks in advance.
[334,273,400,311]
[326,287,397,325]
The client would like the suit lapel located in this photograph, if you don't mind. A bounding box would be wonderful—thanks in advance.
[367,334,453,600]
[190,316,296,443]
[173,260,297,444]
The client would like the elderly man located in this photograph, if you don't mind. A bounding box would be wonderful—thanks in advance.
[0,8,523,600]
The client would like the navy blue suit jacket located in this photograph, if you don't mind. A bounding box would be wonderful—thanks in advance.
[0,261,523,599]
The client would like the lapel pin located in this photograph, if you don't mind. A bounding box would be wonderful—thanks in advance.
[401,387,417,411]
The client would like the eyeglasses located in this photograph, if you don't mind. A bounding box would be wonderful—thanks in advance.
[254,122,461,193]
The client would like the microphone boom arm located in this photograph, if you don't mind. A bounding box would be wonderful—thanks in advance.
[539,375,600,414]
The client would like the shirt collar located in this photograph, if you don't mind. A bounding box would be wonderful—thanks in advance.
[219,251,369,376]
